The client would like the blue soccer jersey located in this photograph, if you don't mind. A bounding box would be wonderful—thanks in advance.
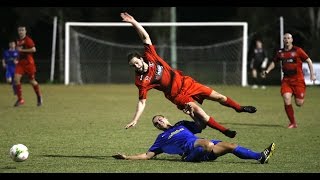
[3,49,18,79]
[148,120,263,162]
[3,49,19,66]
[148,121,202,155]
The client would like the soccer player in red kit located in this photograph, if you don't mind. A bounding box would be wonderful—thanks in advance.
[262,33,316,128]
[14,25,42,107]
[121,12,257,138]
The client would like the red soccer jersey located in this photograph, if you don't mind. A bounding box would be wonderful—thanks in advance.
[273,46,309,80]
[135,44,184,100]
[16,36,35,63]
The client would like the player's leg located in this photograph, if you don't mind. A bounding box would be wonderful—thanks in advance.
[211,141,275,164]
[5,69,12,84]
[281,81,297,128]
[8,66,17,95]
[207,90,257,113]
[233,142,275,164]
[282,93,297,128]
[186,102,236,138]
[5,69,15,95]
[293,82,306,107]
[188,139,275,164]
[13,72,24,107]
[184,80,256,113]
[189,139,259,162]
[29,76,42,106]
[289,83,306,128]
[258,68,267,89]
[175,83,236,137]
[27,65,42,106]
[182,139,215,162]
[251,68,258,89]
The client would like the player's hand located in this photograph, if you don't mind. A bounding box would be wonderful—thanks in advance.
[183,103,194,118]
[311,74,317,85]
[261,70,268,78]
[16,46,22,52]
[120,12,135,23]
[112,153,126,160]
[14,59,18,65]
[125,120,137,129]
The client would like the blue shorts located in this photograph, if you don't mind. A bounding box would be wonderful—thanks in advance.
[183,139,222,162]
[5,66,15,79]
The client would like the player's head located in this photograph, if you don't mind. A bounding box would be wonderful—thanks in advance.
[152,115,171,131]
[127,52,145,73]
[17,25,27,39]
[8,40,16,49]
[283,33,293,47]
[255,39,263,48]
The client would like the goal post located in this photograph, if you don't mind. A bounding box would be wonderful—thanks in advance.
[65,22,248,86]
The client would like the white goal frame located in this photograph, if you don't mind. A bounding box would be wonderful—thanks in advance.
[65,22,248,86]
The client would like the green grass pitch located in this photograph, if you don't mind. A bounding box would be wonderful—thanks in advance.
[0,84,319,173]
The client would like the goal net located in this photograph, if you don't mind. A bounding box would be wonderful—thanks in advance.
[65,22,248,86]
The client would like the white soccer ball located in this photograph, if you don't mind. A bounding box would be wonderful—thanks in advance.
[9,144,29,162]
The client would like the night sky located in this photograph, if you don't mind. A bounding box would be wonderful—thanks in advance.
[0,7,239,59]
[0,1,319,83]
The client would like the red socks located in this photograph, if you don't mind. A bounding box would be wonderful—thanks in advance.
[285,104,295,124]
[220,97,241,111]
[16,84,22,100]
[207,116,227,132]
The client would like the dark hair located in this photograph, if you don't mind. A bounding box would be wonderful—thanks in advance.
[152,115,165,127]
[8,39,16,43]
[127,52,142,62]
[152,114,164,123]
[17,24,27,29]
[152,115,164,121]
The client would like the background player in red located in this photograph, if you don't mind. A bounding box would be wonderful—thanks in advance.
[262,33,316,128]
[14,25,42,107]
[121,12,257,138]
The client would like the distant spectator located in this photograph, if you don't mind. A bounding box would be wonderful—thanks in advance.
[249,39,268,89]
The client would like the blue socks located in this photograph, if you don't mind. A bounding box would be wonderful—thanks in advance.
[233,145,261,160]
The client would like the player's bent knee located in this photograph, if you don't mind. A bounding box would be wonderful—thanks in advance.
[296,103,303,107]
[295,99,304,107]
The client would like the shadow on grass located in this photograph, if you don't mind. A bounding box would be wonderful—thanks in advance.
[1,166,17,169]
[151,157,261,165]
[223,122,283,128]
[40,155,265,165]
[41,154,113,160]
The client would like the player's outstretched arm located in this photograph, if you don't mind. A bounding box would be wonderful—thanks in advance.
[112,151,156,160]
[120,12,152,45]
[125,99,147,129]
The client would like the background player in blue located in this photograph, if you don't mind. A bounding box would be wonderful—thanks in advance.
[113,106,275,163]
[2,40,19,95]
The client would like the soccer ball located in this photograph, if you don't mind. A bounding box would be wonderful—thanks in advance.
[9,144,29,162]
